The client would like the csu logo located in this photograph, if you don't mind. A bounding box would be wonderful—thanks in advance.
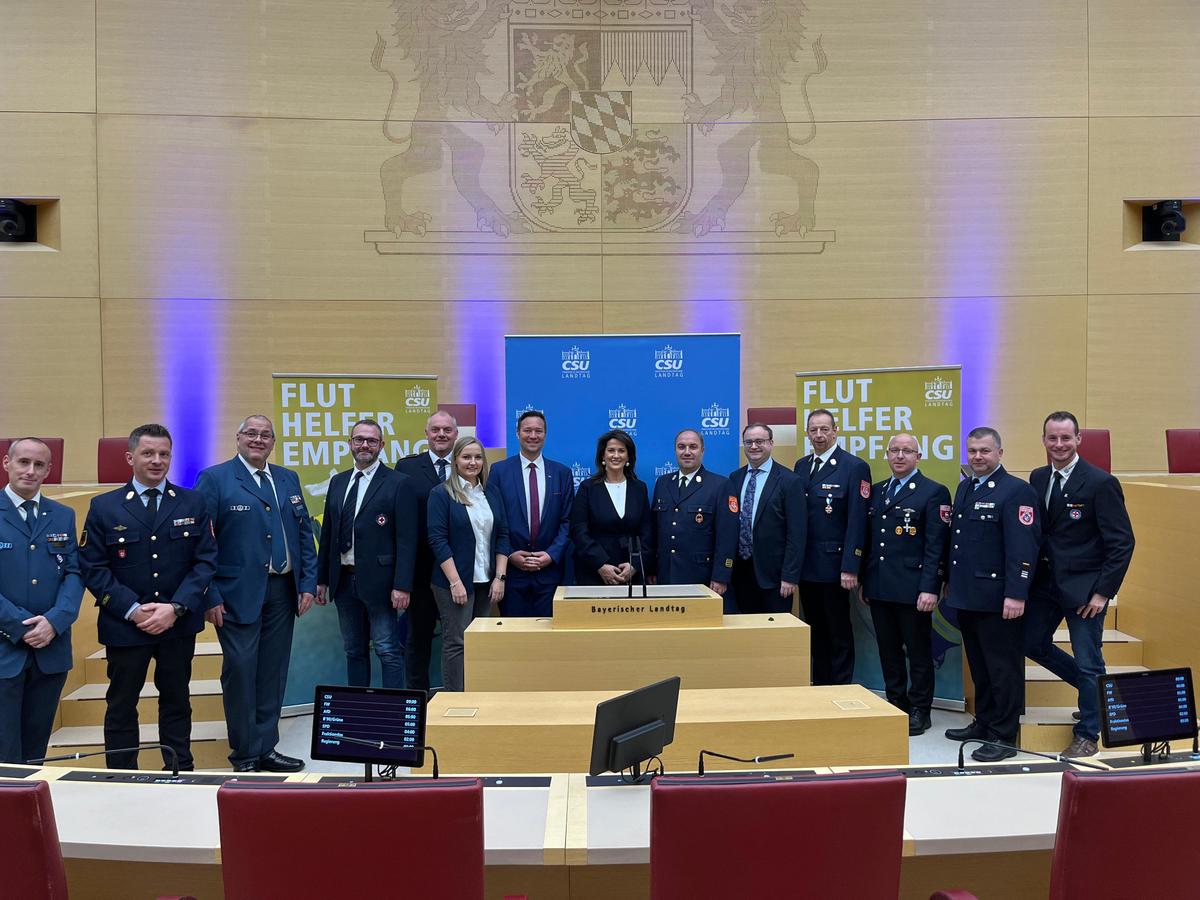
[570,462,592,489]
[654,460,678,479]
[923,376,954,407]
[700,402,731,434]
[561,345,591,379]
[404,385,431,408]
[653,344,684,378]
[608,404,638,432]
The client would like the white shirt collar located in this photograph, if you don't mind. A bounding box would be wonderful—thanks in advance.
[428,449,451,468]
[239,455,271,478]
[520,453,545,470]
[4,484,41,510]
[352,459,382,479]
[814,446,837,465]
[457,475,484,492]
[1052,455,1080,478]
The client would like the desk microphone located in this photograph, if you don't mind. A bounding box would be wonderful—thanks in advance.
[955,739,1108,772]
[622,536,649,599]
[27,744,181,777]
[697,749,795,777]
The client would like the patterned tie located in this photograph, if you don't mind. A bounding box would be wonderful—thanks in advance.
[527,462,540,543]
[20,499,36,525]
[258,470,288,572]
[738,468,759,559]
[436,458,449,482]
[339,471,363,554]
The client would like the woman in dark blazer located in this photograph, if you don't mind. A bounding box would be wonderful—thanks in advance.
[427,436,511,691]
[569,429,653,586]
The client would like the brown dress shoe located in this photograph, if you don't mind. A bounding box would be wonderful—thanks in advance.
[1063,737,1098,757]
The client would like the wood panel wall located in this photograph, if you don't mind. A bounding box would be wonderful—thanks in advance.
[3,0,1199,479]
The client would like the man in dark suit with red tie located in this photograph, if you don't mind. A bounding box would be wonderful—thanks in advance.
[1024,411,1135,757]
[394,410,457,694]
[793,409,872,685]
[728,423,805,615]
[490,410,575,617]
[316,419,418,689]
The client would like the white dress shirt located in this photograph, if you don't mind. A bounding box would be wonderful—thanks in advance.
[460,477,495,583]
[1045,454,1080,506]
[340,459,382,566]
[520,453,547,530]
[604,479,628,518]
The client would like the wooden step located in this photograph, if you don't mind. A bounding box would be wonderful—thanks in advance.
[83,641,224,683]
[59,678,225,727]
[1019,706,1112,753]
[1023,629,1143,667]
[1024,664,1147,707]
[45,720,232,770]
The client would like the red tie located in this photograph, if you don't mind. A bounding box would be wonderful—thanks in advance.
[528,462,540,544]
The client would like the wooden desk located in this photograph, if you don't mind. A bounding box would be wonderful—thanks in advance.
[421,685,908,775]
[465,613,810,691]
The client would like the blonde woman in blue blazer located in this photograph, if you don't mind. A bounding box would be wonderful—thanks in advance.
[427,437,511,691]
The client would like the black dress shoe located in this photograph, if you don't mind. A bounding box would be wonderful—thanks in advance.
[945,720,988,741]
[258,750,304,773]
[233,761,258,773]
[971,742,1018,763]
[908,709,932,736]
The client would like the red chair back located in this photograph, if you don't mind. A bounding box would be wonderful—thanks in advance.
[1166,429,1200,473]
[1077,428,1112,473]
[217,779,484,900]
[0,781,69,900]
[1050,769,1200,898]
[746,407,796,426]
[650,771,906,900]
[97,437,133,483]
[0,438,65,488]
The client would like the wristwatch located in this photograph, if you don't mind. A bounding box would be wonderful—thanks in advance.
[497,573,506,582]
[171,602,187,618]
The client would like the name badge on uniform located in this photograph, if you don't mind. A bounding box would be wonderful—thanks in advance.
[172,517,196,527]
[229,504,252,512]
[0,542,11,551]
[47,533,70,543]
[974,501,995,509]
[289,494,303,505]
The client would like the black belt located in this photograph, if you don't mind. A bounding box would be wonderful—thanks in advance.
[341,565,355,575]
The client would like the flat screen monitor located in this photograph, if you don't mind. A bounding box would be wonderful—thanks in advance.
[589,676,681,778]
[311,685,427,768]
[1098,667,1197,749]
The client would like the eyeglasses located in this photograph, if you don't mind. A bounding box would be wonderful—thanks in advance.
[887,448,918,456]
[239,430,275,441]
[743,439,772,447]
[350,437,381,446]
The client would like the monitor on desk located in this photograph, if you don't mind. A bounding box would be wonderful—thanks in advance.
[589,676,681,780]
[1099,667,1197,750]
[311,685,427,768]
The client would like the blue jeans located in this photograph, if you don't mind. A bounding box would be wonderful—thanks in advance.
[335,576,406,689]
[1023,594,1107,741]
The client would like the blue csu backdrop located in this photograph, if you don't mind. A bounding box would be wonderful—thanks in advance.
[504,334,742,486]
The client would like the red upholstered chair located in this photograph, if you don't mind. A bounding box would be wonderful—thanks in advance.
[1077,428,1112,473]
[746,407,796,426]
[0,438,65,488]
[1166,428,1200,473]
[650,771,907,900]
[97,437,133,483]
[0,781,69,900]
[1048,768,1200,898]
[217,779,485,900]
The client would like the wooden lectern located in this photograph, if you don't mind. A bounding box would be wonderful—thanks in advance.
[552,584,724,630]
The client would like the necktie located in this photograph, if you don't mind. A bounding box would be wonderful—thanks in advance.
[810,456,820,477]
[973,477,984,491]
[20,499,36,525]
[527,462,540,543]
[888,479,901,501]
[679,474,689,490]
[144,487,160,517]
[339,471,363,554]
[436,458,449,482]
[738,468,759,559]
[257,470,288,572]
[1049,470,1065,516]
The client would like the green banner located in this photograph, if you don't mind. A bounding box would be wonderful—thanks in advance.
[273,373,438,706]
[796,366,961,489]
[796,365,964,705]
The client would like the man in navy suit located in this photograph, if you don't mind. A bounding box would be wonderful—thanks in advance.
[860,433,951,735]
[316,418,418,689]
[794,409,872,685]
[195,415,317,772]
[490,410,575,617]
[943,426,1041,762]
[0,438,83,764]
[650,429,738,610]
[79,424,217,770]
[728,423,805,615]
[1024,411,1135,757]
[395,410,457,693]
